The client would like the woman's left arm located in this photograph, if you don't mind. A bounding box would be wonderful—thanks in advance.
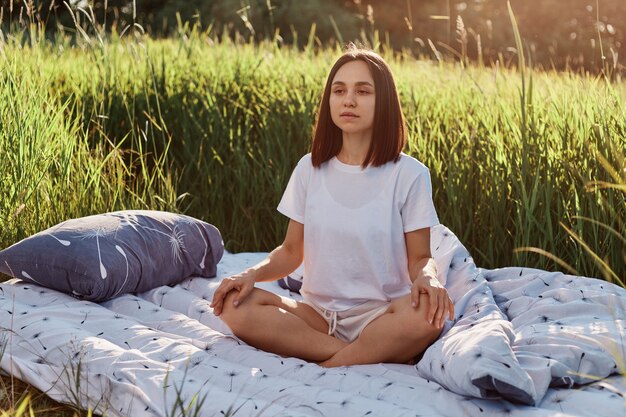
[405,228,454,328]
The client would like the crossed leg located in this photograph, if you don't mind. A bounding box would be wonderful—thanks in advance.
[318,293,442,367]
[218,288,348,362]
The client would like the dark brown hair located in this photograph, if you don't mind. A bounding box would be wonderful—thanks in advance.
[311,46,407,168]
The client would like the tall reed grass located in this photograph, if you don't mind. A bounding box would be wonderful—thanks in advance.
[0,23,624,282]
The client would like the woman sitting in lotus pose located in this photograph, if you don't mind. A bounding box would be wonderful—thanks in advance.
[211,46,454,367]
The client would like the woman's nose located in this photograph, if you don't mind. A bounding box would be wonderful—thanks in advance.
[343,90,356,106]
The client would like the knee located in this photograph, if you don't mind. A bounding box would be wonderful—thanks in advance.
[405,294,443,342]
[218,290,252,334]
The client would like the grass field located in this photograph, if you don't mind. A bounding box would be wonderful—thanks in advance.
[1,26,624,278]
[0,22,624,415]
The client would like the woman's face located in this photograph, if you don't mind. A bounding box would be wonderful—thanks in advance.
[329,60,376,137]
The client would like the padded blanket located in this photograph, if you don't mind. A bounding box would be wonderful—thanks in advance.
[0,225,624,417]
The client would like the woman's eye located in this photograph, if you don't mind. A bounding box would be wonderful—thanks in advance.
[333,89,344,94]
[358,90,370,95]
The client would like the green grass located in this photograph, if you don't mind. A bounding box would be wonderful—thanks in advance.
[1,26,623,280]
[0,374,86,416]
[0,21,624,416]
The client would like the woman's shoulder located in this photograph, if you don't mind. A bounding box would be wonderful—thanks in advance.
[294,153,314,171]
[396,153,430,175]
[297,153,313,166]
[291,153,315,178]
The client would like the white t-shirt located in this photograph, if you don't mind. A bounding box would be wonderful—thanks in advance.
[277,153,440,311]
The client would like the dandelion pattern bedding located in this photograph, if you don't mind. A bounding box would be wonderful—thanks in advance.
[0,225,624,417]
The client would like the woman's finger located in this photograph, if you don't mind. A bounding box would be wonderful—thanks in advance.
[210,282,228,306]
[411,284,421,308]
[211,297,223,316]
[211,293,226,315]
[438,293,448,328]
[435,290,446,328]
[427,287,438,325]
[211,280,234,314]
[448,294,455,320]
[233,280,253,306]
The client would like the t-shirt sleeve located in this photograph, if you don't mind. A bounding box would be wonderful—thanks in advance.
[277,157,308,224]
[401,168,440,232]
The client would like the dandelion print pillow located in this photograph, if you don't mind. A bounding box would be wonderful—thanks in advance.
[0,210,224,301]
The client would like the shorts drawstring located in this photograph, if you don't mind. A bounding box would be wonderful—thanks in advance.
[303,299,391,343]
[323,309,338,336]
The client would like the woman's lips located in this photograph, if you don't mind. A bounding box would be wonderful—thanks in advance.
[340,112,358,119]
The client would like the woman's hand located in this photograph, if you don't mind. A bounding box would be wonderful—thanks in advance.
[210,271,256,316]
[411,273,454,329]
[210,221,304,317]
[405,229,454,329]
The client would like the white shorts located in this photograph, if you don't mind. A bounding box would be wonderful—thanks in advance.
[303,299,391,343]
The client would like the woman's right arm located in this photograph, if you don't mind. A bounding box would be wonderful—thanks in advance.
[210,219,304,315]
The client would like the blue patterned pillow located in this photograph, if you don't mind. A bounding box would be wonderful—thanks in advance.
[0,211,224,301]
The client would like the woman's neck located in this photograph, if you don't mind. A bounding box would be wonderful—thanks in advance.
[337,132,372,165]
